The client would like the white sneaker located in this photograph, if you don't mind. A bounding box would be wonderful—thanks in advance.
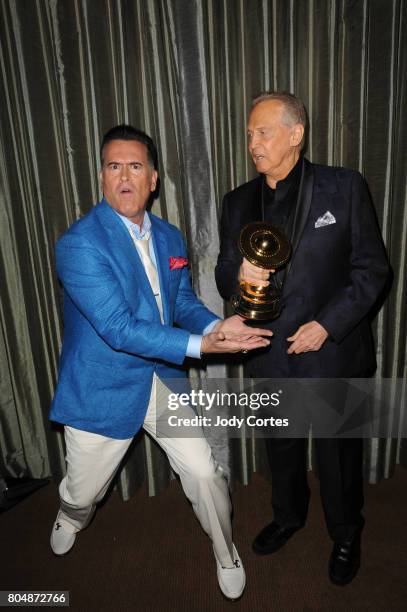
[50,519,76,555]
[215,543,246,600]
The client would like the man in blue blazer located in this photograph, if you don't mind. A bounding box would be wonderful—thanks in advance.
[49,124,272,600]
[215,93,389,586]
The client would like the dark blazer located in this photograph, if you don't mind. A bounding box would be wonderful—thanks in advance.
[215,159,389,377]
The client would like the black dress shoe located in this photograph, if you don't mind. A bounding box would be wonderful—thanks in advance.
[329,535,361,586]
[252,521,302,555]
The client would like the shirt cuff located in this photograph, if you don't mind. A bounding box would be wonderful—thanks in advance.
[186,334,204,359]
[186,319,222,359]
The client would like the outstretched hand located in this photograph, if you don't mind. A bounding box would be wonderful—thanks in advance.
[201,330,271,354]
[201,315,273,355]
[214,314,273,338]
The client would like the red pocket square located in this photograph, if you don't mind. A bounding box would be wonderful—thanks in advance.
[169,256,188,270]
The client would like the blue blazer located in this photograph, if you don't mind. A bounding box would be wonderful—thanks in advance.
[50,199,218,438]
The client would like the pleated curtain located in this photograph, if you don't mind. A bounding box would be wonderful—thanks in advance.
[0,0,406,499]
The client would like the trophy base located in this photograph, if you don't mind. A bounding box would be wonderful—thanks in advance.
[231,294,282,321]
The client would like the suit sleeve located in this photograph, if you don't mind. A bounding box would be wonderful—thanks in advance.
[56,233,191,365]
[215,193,243,299]
[172,233,219,333]
[316,172,390,343]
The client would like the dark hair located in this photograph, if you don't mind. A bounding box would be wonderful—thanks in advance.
[252,92,308,149]
[100,124,158,170]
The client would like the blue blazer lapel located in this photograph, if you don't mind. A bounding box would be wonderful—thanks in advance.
[95,201,160,315]
[150,216,170,324]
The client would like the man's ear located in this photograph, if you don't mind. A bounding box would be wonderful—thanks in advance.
[291,124,304,147]
[150,170,158,192]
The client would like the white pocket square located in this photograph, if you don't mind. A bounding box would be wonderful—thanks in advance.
[315,211,336,228]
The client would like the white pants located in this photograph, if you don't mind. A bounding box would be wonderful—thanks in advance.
[57,376,234,567]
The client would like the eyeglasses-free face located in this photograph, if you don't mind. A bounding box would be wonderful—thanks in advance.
[100,139,157,227]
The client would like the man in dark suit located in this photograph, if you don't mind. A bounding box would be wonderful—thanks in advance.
[215,92,389,585]
[49,124,273,600]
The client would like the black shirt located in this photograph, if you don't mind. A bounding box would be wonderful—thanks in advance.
[262,155,303,236]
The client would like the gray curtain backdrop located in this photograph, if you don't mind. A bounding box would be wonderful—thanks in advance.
[0,0,406,500]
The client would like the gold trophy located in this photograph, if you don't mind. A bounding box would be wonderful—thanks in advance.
[231,222,291,320]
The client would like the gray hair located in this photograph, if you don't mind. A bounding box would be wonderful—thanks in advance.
[252,92,308,148]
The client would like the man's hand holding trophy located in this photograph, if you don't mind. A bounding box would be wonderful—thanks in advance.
[232,222,291,321]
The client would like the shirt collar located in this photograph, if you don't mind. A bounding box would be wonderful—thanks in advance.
[266,155,303,201]
[110,204,152,239]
